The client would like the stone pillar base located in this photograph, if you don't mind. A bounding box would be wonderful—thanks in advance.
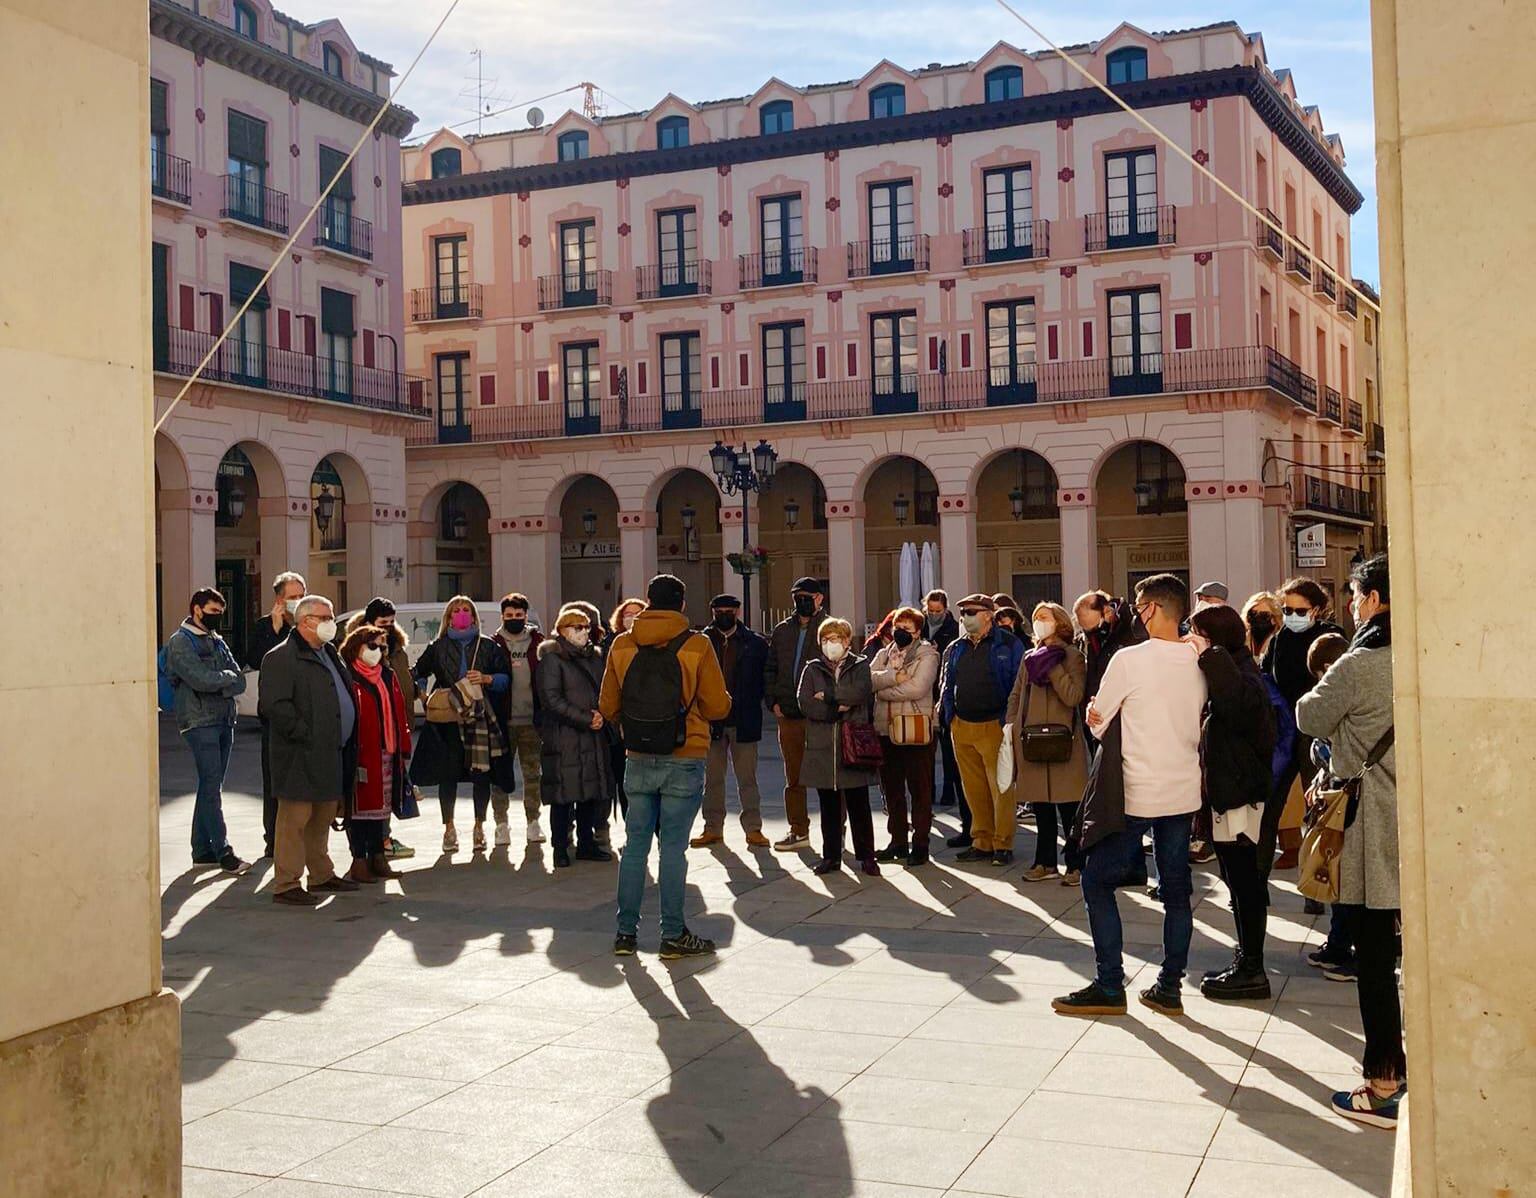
[0,990,181,1197]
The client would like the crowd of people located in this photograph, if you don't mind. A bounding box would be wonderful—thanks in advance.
[161,555,1401,1127]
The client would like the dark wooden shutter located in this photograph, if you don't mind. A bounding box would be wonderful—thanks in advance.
[228,262,270,310]
[227,111,267,164]
[320,288,355,335]
[150,80,169,135]
[318,145,353,199]
[479,374,496,405]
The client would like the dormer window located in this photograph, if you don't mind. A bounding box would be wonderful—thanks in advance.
[870,83,905,119]
[323,43,345,81]
[233,1,257,38]
[557,130,590,162]
[985,65,1023,102]
[1107,47,1149,85]
[658,115,689,150]
[430,147,461,179]
[761,99,794,135]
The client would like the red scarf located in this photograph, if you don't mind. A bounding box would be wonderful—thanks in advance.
[353,659,396,754]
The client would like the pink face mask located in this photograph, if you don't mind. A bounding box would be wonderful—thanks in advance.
[450,610,474,631]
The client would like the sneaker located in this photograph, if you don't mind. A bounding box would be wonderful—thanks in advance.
[1331,1082,1404,1129]
[219,851,251,875]
[272,888,322,907]
[905,847,930,867]
[442,823,458,853]
[659,929,716,959]
[1307,946,1348,969]
[1200,963,1273,1002]
[527,817,546,844]
[1052,981,1127,1017]
[1323,961,1359,983]
[874,844,907,864]
[955,847,990,862]
[812,858,842,876]
[472,822,487,852]
[1139,980,1184,1017]
[191,852,220,866]
[494,822,511,847]
[1022,865,1058,883]
[946,832,973,849]
[1189,839,1216,864]
[312,876,360,893]
[690,831,725,848]
[613,933,638,956]
[990,850,1015,867]
[774,832,811,851]
[1061,870,1082,887]
[745,831,771,848]
[384,837,415,860]
[575,846,614,863]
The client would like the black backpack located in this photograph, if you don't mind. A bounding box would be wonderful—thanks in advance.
[620,630,695,755]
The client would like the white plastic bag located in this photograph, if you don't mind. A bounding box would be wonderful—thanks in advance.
[996,723,1016,792]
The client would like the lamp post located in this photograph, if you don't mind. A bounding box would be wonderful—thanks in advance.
[314,483,336,534]
[709,438,778,626]
[892,492,911,526]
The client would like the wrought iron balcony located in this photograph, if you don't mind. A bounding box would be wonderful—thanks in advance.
[1083,205,1177,253]
[410,284,483,323]
[1369,422,1386,459]
[738,247,818,290]
[636,259,712,300]
[1346,399,1364,434]
[1299,374,1319,413]
[1256,209,1284,261]
[1338,289,1359,319]
[537,269,613,311]
[963,221,1051,265]
[1299,473,1375,522]
[150,148,190,204]
[1286,242,1313,283]
[847,234,930,278]
[314,208,373,260]
[1314,270,1338,302]
[1321,387,1343,424]
[220,175,289,234]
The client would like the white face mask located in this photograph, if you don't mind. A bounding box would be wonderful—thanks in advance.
[961,612,986,637]
[1032,619,1055,643]
[1283,611,1314,634]
[359,646,383,667]
[821,640,847,662]
[563,627,590,647]
[315,619,338,643]
[284,597,302,616]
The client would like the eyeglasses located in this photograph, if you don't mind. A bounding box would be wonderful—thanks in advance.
[1282,604,1312,615]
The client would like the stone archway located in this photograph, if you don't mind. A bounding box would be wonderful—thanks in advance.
[211,438,289,662]
[974,447,1062,611]
[417,479,493,604]
[654,467,722,617]
[861,454,940,622]
[1092,439,1190,597]
[557,474,621,616]
[757,461,830,627]
[306,452,374,617]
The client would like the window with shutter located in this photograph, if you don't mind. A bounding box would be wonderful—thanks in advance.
[227,111,266,166]
[318,145,354,199]
[320,288,355,335]
[228,262,270,310]
[319,289,355,398]
[150,80,169,136]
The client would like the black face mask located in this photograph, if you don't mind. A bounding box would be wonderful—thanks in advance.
[200,609,224,632]
[892,628,914,648]
[503,618,526,635]
[793,595,816,618]
[1247,613,1276,644]
[713,612,737,632]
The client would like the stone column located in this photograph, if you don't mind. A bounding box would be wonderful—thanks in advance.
[824,500,867,631]
[1185,480,1265,603]
[156,484,217,639]
[936,493,976,602]
[1058,486,1097,604]
[406,519,436,603]
[501,517,560,623]
[618,508,658,601]
[365,504,409,605]
[259,494,313,594]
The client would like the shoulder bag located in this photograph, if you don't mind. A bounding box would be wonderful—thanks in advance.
[1297,725,1395,903]
[841,718,885,770]
[1019,683,1076,765]
[425,640,479,724]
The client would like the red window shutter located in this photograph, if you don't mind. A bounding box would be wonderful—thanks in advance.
[609,364,620,395]
[637,361,648,395]
[738,353,749,386]
[815,345,827,380]
[1082,322,1094,358]
[846,343,858,377]
[407,378,425,408]
[303,317,316,356]
[277,308,291,350]
[1046,324,1059,361]
[362,329,375,368]
[179,285,196,330]
[927,337,939,371]
[209,293,223,334]
[959,333,971,369]
[479,374,496,405]
[710,356,720,389]
[1174,313,1193,351]
[536,368,550,403]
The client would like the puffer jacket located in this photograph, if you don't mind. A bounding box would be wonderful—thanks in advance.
[165,621,246,732]
[797,653,878,791]
[869,639,939,737]
[536,636,614,807]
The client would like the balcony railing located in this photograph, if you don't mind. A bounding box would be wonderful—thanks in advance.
[150,148,190,204]
[410,283,483,323]
[314,209,373,260]
[537,270,613,311]
[1084,205,1177,253]
[1346,399,1364,434]
[1321,387,1343,424]
[636,259,712,300]
[1299,374,1319,413]
[221,175,289,234]
[1299,473,1375,521]
[156,325,428,415]
[404,344,1329,445]
[847,234,930,278]
[1338,289,1359,319]
[1369,422,1386,459]
[1256,209,1284,261]
[1314,271,1338,301]
[1286,242,1313,282]
[962,220,1051,266]
[738,247,818,290]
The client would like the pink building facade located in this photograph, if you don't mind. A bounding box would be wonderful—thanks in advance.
[401,23,1369,631]
[150,0,422,654]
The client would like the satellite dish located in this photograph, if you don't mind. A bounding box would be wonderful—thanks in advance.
[527,107,544,128]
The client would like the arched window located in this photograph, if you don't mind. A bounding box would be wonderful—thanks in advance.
[984,65,1023,102]
[233,1,257,38]
[657,114,690,150]
[760,99,794,135]
[557,130,590,162]
[869,83,905,119]
[322,43,345,81]
[429,147,461,179]
[1107,47,1149,85]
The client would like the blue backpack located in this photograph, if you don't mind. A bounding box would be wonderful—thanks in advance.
[156,628,211,713]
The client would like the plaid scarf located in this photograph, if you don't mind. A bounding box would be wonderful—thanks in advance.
[460,697,507,775]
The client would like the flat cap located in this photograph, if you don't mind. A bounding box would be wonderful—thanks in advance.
[956,593,996,613]
[1194,580,1230,601]
[790,577,823,595]
[710,594,741,609]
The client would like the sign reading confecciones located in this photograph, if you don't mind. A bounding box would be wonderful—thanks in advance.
[1296,522,1327,567]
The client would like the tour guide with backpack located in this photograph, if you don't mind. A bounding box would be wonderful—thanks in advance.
[599,574,732,959]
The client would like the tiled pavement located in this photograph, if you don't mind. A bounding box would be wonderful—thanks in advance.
[163,719,1396,1197]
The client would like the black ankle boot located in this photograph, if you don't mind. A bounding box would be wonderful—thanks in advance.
[1200,958,1271,1002]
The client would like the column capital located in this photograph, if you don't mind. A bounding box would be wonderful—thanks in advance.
[1058,487,1095,508]
[823,499,864,521]
[158,487,218,515]
[258,495,311,520]
[1188,479,1263,503]
[720,504,757,525]
[494,515,559,534]
[936,494,974,515]
[346,503,409,525]
[617,509,657,530]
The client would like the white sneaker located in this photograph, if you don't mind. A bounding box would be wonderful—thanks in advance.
[442,823,458,853]
[527,816,546,844]
[494,822,511,847]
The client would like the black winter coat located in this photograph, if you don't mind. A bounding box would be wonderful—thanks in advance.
[1197,647,1278,814]
[765,611,833,717]
[248,616,292,672]
[535,638,615,807]
[411,633,516,792]
[1262,619,1345,710]
[705,624,769,742]
[256,635,358,803]
[921,611,960,699]
[1077,599,1147,704]
[1074,715,1125,853]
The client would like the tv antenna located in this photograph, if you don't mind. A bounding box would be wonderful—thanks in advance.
[461,49,512,136]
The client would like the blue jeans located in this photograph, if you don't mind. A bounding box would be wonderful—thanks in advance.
[616,755,705,939]
[183,723,234,861]
[1081,813,1194,992]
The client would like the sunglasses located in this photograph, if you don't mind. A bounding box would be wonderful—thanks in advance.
[959,608,985,618]
[1282,604,1312,615]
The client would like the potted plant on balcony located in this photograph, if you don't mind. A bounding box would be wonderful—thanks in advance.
[726,546,770,577]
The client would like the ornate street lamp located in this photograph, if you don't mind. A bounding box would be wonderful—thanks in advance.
[892,492,911,526]
[680,504,696,532]
[1133,480,1154,511]
[580,508,598,539]
[313,484,336,533]
[449,508,469,541]
[711,439,778,626]
[1009,485,1026,521]
[224,484,246,523]
[783,497,800,531]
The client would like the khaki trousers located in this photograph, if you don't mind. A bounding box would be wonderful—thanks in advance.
[703,730,763,834]
[951,718,1013,851]
[491,722,543,822]
[777,716,809,837]
[274,799,339,893]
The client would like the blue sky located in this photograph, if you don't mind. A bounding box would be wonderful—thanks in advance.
[321,0,1378,282]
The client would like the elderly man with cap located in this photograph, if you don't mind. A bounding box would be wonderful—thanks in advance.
[1193,581,1230,612]
[937,594,1026,865]
[693,594,771,848]
[764,577,831,851]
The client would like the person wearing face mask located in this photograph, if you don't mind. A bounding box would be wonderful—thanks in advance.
[536,606,615,868]
[258,595,360,906]
[695,595,770,849]
[870,607,940,866]
[344,598,417,862]
[413,597,513,854]
[490,592,546,848]
[993,605,1031,646]
[921,590,966,830]
[764,578,832,851]
[604,598,647,825]
[1007,603,1088,885]
[797,618,880,876]
[165,586,249,874]
[1073,590,1147,750]
[339,623,410,884]
[250,571,308,858]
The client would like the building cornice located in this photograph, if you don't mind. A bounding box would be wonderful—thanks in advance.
[402,66,1361,215]
[149,0,416,139]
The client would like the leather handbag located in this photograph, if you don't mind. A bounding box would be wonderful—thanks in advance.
[425,640,479,724]
[840,719,885,770]
[1297,726,1395,903]
[1017,683,1077,765]
[889,703,933,746]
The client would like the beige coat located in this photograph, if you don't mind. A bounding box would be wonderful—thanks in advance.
[869,639,940,737]
[1005,642,1089,805]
